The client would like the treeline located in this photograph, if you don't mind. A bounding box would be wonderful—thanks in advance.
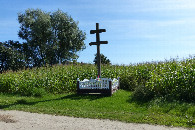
[0,41,25,72]
[0,9,86,73]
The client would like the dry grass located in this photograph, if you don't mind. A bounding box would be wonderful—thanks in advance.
[0,114,17,123]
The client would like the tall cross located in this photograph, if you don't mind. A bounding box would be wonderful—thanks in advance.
[89,23,108,78]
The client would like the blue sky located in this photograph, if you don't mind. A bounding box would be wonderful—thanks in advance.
[0,0,195,64]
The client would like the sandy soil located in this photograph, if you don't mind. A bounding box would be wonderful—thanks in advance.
[0,110,190,130]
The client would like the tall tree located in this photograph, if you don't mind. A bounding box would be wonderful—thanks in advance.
[18,9,86,66]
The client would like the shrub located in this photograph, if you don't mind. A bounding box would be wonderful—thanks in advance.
[132,85,154,102]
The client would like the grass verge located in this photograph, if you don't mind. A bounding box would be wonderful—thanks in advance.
[0,90,194,128]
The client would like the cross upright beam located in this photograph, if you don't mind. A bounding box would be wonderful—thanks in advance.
[89,23,108,78]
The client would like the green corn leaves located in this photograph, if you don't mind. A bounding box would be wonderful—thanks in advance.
[0,57,194,101]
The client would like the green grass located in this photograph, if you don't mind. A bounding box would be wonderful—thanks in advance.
[0,58,194,128]
[0,90,194,128]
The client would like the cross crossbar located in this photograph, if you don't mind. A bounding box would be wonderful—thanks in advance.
[89,41,108,46]
[90,29,106,34]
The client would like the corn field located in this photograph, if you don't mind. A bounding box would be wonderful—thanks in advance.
[0,57,194,101]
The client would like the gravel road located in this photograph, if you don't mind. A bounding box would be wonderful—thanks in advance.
[0,110,190,130]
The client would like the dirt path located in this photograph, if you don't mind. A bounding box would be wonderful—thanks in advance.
[0,110,190,130]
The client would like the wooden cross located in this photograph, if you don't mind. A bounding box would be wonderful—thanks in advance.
[89,23,108,78]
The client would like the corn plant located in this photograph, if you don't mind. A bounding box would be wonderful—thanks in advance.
[0,57,194,101]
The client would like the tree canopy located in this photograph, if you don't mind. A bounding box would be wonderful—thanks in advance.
[18,8,86,66]
[0,9,86,72]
